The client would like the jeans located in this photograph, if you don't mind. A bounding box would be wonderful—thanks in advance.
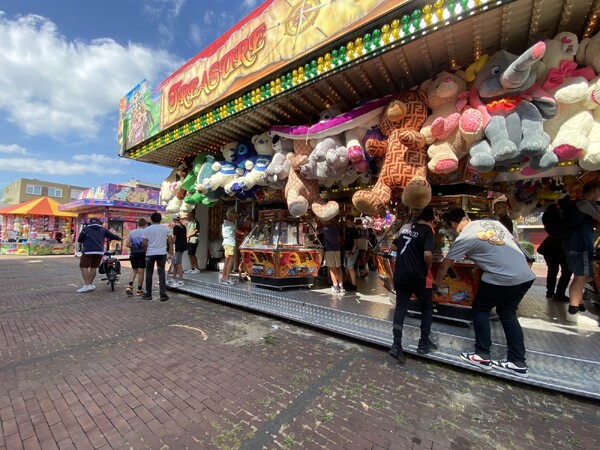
[472,279,534,366]
[393,282,433,347]
[544,250,572,297]
[145,254,167,297]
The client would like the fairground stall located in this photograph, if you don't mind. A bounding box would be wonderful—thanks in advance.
[59,184,164,255]
[0,197,77,255]
[116,0,600,397]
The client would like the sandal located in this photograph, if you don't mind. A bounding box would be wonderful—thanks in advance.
[125,286,133,295]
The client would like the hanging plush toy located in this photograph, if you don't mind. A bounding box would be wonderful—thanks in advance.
[352,91,431,214]
[263,135,293,190]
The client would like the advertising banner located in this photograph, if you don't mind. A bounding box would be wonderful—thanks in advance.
[118,79,161,154]
[160,0,402,129]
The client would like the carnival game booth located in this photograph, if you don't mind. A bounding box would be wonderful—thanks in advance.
[116,0,600,397]
[59,184,164,255]
[0,197,77,256]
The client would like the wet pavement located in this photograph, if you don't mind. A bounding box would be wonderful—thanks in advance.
[1,255,599,449]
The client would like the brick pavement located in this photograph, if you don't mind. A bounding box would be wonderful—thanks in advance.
[1,255,599,449]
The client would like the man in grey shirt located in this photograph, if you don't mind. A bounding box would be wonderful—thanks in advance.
[435,207,535,378]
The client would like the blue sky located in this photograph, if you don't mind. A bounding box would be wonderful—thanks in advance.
[0,0,261,196]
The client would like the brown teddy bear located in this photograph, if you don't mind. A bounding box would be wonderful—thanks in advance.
[352,91,431,214]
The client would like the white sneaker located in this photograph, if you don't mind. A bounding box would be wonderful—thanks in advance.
[176,281,184,287]
[190,269,200,274]
[77,285,91,293]
[184,269,193,274]
[89,284,96,291]
[565,311,579,324]
[167,279,176,287]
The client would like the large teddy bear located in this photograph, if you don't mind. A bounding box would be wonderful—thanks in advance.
[467,42,556,173]
[224,141,257,196]
[166,162,190,213]
[420,70,484,174]
[197,141,239,194]
[300,135,349,182]
[263,135,293,189]
[184,154,223,206]
[160,168,179,206]
[352,91,431,214]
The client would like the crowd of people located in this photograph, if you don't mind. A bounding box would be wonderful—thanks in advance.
[74,178,600,377]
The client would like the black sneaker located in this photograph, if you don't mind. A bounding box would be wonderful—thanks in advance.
[553,295,570,302]
[459,352,492,370]
[579,304,586,312]
[491,359,528,378]
[160,295,170,302]
[388,345,406,364]
[417,338,438,355]
[345,283,358,292]
[141,295,153,301]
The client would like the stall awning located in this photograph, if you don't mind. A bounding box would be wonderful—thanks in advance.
[0,197,77,217]
[58,198,165,213]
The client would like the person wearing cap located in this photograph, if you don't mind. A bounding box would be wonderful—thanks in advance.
[170,213,187,287]
[492,196,514,235]
[125,217,148,296]
[435,207,535,378]
[76,217,122,293]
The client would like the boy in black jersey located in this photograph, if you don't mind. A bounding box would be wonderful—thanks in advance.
[389,207,437,363]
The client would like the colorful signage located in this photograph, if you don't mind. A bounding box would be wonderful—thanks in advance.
[159,0,399,129]
[118,80,161,154]
[78,184,160,205]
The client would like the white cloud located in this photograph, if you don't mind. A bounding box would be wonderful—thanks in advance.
[0,13,183,139]
[0,144,27,154]
[189,23,204,47]
[143,0,186,19]
[0,153,129,176]
[242,0,259,9]
[204,10,215,25]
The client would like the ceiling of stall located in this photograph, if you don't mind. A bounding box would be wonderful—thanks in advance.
[124,0,599,169]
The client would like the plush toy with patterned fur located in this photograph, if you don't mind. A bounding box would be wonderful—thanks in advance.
[352,91,431,214]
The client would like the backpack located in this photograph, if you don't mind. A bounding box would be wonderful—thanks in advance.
[541,196,576,239]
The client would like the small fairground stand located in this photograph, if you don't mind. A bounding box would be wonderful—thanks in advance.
[59,184,164,255]
[239,209,323,289]
[0,197,77,256]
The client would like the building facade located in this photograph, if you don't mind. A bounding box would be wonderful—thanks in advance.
[1,178,89,205]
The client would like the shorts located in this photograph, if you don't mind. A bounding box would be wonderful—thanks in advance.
[79,254,103,269]
[188,242,198,255]
[223,244,235,257]
[567,250,594,277]
[173,251,185,265]
[324,250,341,268]
[129,252,146,270]
[345,249,359,269]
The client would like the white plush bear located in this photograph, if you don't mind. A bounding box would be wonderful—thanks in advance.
[236,132,275,191]
[197,141,239,193]
[159,168,179,206]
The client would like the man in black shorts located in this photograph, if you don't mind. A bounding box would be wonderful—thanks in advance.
[170,213,187,286]
[77,217,122,292]
[125,218,147,295]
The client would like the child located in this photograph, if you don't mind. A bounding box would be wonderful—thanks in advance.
[221,208,238,285]
[236,215,254,281]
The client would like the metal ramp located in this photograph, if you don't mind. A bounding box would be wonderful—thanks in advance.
[173,271,600,400]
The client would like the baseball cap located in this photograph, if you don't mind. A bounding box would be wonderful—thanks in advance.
[492,195,508,208]
[172,213,181,220]
[89,217,102,225]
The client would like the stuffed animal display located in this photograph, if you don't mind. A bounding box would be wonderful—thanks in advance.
[157,30,600,218]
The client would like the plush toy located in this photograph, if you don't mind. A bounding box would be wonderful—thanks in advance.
[223,140,257,195]
[266,136,339,220]
[198,141,239,194]
[420,70,484,174]
[236,132,275,191]
[467,42,556,172]
[184,154,223,206]
[166,162,190,213]
[263,135,293,189]
[578,77,600,170]
[300,135,349,182]
[352,91,431,214]
[269,96,393,176]
[537,32,580,83]
[159,168,179,206]
[576,30,600,74]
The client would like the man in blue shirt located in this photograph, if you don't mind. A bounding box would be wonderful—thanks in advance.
[125,218,147,296]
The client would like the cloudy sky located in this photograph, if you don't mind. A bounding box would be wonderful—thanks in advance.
[0,0,260,196]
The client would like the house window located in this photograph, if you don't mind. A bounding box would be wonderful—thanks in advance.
[48,187,63,198]
[70,189,83,200]
[26,185,42,195]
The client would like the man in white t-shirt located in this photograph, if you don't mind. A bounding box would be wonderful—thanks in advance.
[141,212,173,301]
[435,207,535,378]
